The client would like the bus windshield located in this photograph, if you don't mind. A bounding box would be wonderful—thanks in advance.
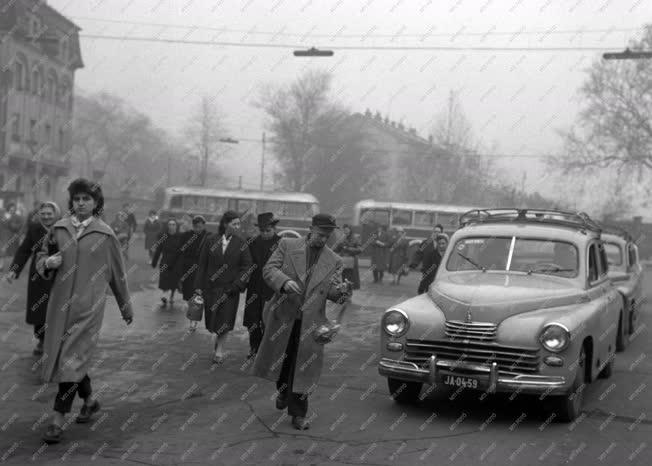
[447,236,579,278]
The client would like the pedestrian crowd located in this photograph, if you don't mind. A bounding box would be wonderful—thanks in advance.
[0,178,448,443]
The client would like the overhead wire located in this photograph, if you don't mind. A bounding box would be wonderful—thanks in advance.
[78,33,627,52]
[71,16,644,39]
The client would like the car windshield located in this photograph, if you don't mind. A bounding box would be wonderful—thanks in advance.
[604,242,623,267]
[446,236,579,278]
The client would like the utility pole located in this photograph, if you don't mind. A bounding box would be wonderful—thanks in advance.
[260,132,266,191]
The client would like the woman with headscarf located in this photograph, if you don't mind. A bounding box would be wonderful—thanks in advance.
[36,179,133,444]
[0,202,24,270]
[194,211,252,364]
[388,226,410,285]
[5,201,61,356]
[151,218,182,307]
[333,224,362,290]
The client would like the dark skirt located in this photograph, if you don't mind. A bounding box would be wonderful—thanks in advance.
[343,267,360,290]
[25,259,52,326]
[158,267,179,292]
[179,269,198,301]
[204,288,240,336]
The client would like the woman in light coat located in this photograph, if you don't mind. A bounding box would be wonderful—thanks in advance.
[37,179,133,444]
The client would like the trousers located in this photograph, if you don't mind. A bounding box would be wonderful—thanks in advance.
[276,318,308,417]
[54,375,92,414]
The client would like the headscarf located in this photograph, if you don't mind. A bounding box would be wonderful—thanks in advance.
[39,201,61,228]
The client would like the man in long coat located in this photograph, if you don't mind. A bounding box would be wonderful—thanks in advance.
[244,212,281,360]
[252,213,349,430]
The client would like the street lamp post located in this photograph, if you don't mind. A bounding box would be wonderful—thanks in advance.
[199,138,239,187]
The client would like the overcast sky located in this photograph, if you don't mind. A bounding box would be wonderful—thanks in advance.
[50,0,650,203]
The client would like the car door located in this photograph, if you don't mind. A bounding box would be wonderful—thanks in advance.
[627,242,643,330]
[598,242,620,350]
[587,242,615,364]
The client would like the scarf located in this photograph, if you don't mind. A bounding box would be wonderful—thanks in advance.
[70,215,94,238]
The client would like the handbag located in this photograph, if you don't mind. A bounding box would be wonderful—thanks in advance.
[186,294,204,321]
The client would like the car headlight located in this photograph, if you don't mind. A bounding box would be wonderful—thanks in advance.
[539,323,570,353]
[382,309,409,337]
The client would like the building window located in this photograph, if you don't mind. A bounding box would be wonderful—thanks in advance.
[47,75,56,102]
[16,176,21,193]
[60,38,69,62]
[58,128,65,153]
[31,69,40,95]
[59,84,68,107]
[14,62,24,90]
[45,178,51,196]
[45,124,51,144]
[11,114,20,141]
[29,16,41,37]
[29,119,36,141]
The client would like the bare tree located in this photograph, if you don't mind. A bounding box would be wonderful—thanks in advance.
[185,96,225,187]
[256,70,333,191]
[553,25,652,174]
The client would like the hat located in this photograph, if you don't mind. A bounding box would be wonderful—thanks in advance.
[192,215,206,225]
[312,213,337,230]
[255,212,279,227]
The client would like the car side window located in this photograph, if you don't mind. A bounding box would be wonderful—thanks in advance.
[596,243,608,277]
[628,244,638,266]
[588,244,598,283]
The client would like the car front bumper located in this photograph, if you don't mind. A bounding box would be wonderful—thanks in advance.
[378,356,568,395]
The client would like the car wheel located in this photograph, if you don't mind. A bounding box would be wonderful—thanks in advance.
[387,378,423,404]
[616,311,628,352]
[553,346,585,422]
[598,352,615,379]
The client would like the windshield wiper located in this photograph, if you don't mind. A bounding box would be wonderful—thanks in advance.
[526,267,575,275]
[457,251,485,271]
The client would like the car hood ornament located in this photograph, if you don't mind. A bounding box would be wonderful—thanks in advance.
[465,310,473,323]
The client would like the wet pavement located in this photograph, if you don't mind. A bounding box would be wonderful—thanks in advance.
[1,251,651,465]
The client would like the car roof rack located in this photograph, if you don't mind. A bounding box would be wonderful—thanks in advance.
[459,208,602,233]
[599,224,633,241]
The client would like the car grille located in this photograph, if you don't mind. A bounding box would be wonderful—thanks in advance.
[445,320,497,342]
[405,339,541,373]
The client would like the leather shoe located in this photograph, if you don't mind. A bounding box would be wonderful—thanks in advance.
[275,394,288,410]
[42,424,63,444]
[76,400,100,424]
[291,416,310,430]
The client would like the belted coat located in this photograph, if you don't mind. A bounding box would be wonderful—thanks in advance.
[252,237,344,393]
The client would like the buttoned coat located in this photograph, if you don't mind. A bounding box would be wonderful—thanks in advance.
[37,217,133,383]
[252,237,343,393]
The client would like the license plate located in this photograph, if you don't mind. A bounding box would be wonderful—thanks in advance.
[443,375,479,389]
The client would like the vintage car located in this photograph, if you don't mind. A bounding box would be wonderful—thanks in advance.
[601,225,644,351]
[378,208,623,422]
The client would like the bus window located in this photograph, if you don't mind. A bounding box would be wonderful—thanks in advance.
[183,195,203,210]
[170,195,183,209]
[205,197,228,215]
[361,209,390,226]
[414,211,434,226]
[392,209,412,225]
[261,200,283,215]
[228,199,238,211]
[284,202,311,218]
[237,199,255,214]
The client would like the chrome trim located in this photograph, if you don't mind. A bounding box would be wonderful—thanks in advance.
[378,358,566,392]
[539,322,571,353]
[382,308,410,337]
[488,362,498,393]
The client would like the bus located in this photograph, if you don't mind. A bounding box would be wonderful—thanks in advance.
[160,186,320,237]
[351,199,482,255]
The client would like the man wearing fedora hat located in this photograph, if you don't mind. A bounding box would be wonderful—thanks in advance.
[252,213,351,430]
[243,212,281,360]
